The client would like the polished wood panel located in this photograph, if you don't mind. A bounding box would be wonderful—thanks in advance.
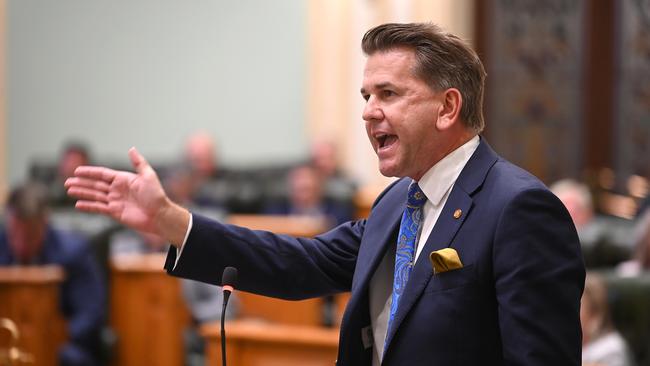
[226,214,345,326]
[202,319,339,366]
[110,254,190,366]
[227,214,328,237]
[354,185,385,220]
[0,265,66,366]
[236,291,327,327]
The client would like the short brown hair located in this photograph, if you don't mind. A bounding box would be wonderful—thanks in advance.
[362,23,486,132]
[7,182,50,220]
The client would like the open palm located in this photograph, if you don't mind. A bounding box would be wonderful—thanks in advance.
[65,148,169,234]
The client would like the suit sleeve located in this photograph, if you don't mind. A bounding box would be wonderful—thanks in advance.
[166,213,365,300]
[493,188,585,365]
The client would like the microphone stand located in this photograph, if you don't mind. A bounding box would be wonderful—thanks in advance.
[220,266,237,366]
[221,289,232,366]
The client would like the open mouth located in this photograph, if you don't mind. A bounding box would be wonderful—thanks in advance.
[377,134,398,150]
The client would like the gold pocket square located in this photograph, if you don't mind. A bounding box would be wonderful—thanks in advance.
[429,248,463,274]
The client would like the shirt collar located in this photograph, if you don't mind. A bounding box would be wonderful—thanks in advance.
[416,135,480,206]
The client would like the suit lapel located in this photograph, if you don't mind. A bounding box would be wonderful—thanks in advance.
[337,179,407,365]
[352,179,408,294]
[383,187,473,347]
[383,138,499,350]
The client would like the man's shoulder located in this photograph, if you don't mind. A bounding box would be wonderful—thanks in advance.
[488,158,548,192]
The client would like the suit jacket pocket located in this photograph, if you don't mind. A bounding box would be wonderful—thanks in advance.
[424,264,476,293]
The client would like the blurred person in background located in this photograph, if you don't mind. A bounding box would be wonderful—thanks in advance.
[184,131,220,183]
[310,138,338,178]
[264,163,354,227]
[0,182,105,366]
[264,163,353,326]
[550,179,594,232]
[581,272,634,366]
[309,139,357,210]
[551,179,632,267]
[47,141,92,207]
[181,132,234,211]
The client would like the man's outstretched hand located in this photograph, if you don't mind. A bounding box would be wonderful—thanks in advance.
[65,147,190,247]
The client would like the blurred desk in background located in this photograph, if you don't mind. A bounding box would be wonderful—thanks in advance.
[202,319,339,366]
[226,214,349,327]
[110,254,190,366]
[0,265,66,366]
[212,214,346,365]
[227,214,329,237]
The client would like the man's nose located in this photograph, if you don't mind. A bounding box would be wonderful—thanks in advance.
[362,97,383,122]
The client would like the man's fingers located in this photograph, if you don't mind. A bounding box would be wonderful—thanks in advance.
[73,166,117,183]
[67,186,109,203]
[64,177,111,193]
[128,147,152,175]
[74,201,111,215]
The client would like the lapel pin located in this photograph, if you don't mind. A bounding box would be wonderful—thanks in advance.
[453,209,462,219]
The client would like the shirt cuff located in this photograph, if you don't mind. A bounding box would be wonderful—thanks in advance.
[173,213,193,270]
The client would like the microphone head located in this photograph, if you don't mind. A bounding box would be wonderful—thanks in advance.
[221,266,238,288]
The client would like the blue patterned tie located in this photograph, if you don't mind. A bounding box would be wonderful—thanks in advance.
[385,181,427,347]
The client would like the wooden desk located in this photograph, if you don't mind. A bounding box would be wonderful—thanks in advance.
[228,215,336,326]
[227,214,343,326]
[236,291,327,326]
[110,254,190,366]
[354,184,386,219]
[201,319,339,366]
[228,214,329,237]
[0,265,66,366]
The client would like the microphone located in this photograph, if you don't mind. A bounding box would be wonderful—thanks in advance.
[220,266,238,366]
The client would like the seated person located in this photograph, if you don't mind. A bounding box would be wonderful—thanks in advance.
[551,179,633,267]
[0,182,106,366]
[264,163,354,227]
[183,131,220,183]
[581,272,635,366]
[309,139,357,207]
[50,142,92,207]
[264,163,352,326]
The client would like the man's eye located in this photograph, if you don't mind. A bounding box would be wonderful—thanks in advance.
[362,94,370,102]
[382,90,395,98]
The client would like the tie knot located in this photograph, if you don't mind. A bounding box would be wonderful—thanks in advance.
[407,182,427,208]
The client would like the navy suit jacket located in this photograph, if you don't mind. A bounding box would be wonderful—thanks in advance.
[166,138,585,365]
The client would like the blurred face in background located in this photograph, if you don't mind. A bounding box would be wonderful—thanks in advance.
[311,140,338,177]
[59,150,89,180]
[6,211,47,263]
[185,133,218,179]
[289,166,323,210]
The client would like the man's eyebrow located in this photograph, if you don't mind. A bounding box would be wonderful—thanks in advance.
[360,82,396,95]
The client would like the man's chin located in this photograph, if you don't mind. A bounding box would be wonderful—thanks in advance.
[378,162,402,178]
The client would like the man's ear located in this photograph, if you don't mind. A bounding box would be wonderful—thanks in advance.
[435,88,462,131]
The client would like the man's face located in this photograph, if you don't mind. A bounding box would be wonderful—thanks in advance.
[361,47,445,180]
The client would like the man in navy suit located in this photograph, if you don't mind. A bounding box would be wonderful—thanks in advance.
[66,22,585,365]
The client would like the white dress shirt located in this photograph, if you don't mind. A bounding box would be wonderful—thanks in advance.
[369,136,479,365]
